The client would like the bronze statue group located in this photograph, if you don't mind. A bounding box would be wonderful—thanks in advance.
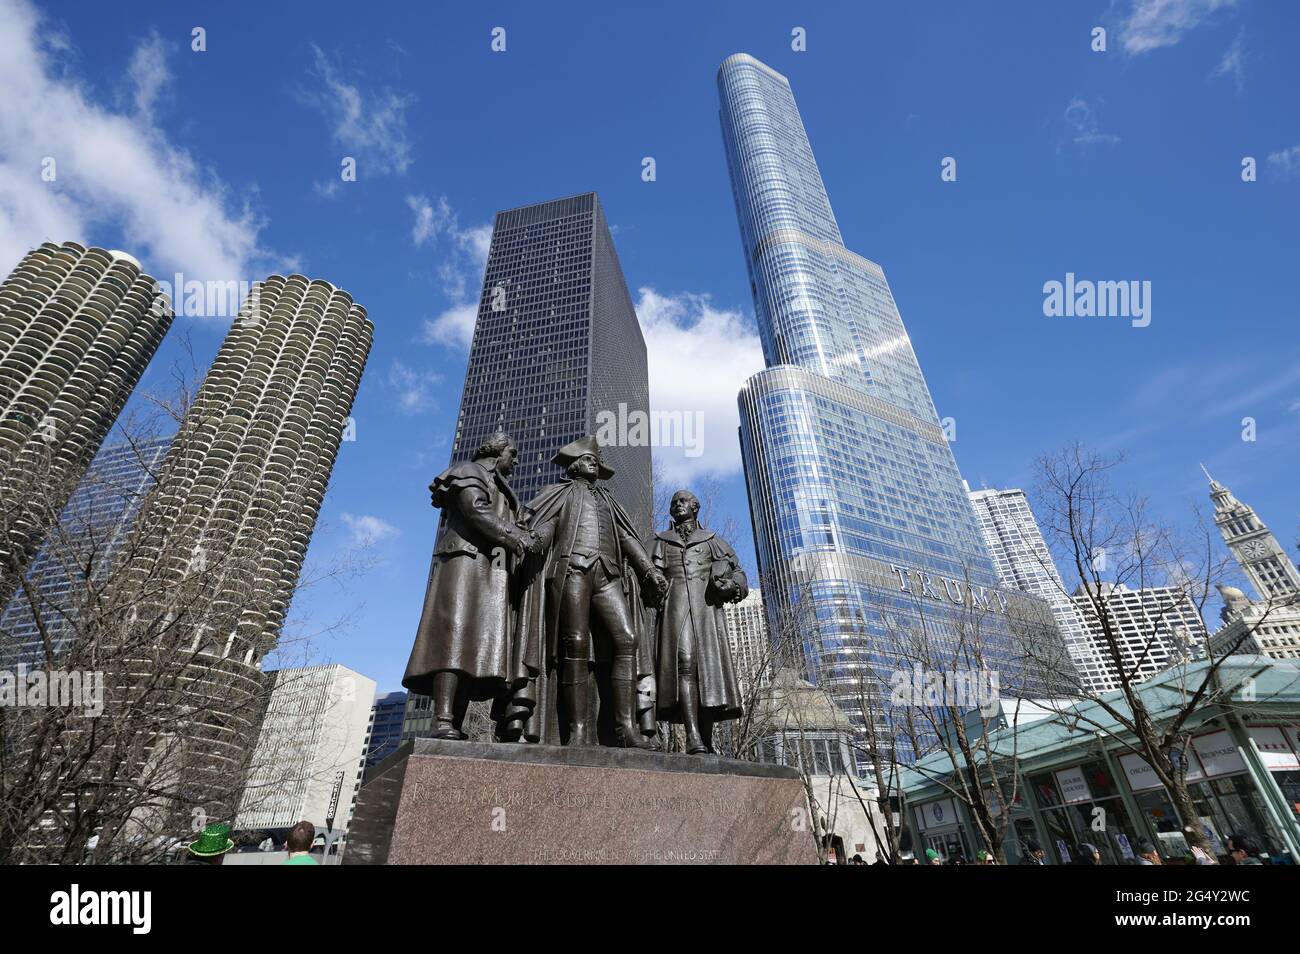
[402,433,748,753]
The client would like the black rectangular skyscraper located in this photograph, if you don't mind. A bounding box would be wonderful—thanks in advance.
[449,193,652,536]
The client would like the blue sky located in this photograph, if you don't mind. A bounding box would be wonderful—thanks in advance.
[1,0,1297,694]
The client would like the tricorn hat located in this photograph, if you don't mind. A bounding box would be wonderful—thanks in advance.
[188,822,234,857]
[551,435,614,479]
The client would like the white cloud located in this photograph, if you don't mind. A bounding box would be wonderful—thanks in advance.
[421,301,478,350]
[1119,0,1241,55]
[302,43,414,179]
[340,513,400,547]
[636,287,764,483]
[407,194,453,246]
[418,279,766,477]
[1209,29,1247,92]
[125,30,168,119]
[407,194,491,347]
[387,360,442,414]
[1062,98,1121,149]
[459,223,492,263]
[0,0,275,282]
[1266,145,1300,181]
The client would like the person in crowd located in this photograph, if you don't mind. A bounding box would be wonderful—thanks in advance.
[925,848,943,865]
[1228,835,1264,865]
[976,849,997,864]
[185,823,233,865]
[1018,839,1046,865]
[1075,842,1102,865]
[283,821,319,865]
[1136,840,1162,865]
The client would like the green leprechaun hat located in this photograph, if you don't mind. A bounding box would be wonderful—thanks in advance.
[188,823,234,857]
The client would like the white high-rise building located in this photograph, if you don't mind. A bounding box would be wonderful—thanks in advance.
[117,274,372,820]
[1070,583,1209,691]
[723,588,769,692]
[967,487,1100,693]
[236,664,376,836]
[0,242,173,608]
[1203,471,1300,661]
[1210,586,1300,661]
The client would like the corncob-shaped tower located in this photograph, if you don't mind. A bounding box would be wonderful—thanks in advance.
[0,241,173,610]
[114,275,372,817]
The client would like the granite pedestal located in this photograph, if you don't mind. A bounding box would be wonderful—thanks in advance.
[344,738,817,864]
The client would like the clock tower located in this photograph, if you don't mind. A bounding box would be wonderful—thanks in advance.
[1204,466,1300,604]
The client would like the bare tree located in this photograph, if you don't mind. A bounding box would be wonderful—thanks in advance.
[851,570,1058,863]
[723,579,891,863]
[1024,444,1288,856]
[704,574,804,762]
[845,636,914,862]
[0,343,369,864]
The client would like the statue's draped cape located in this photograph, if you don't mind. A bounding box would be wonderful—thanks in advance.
[402,459,520,700]
[495,478,654,743]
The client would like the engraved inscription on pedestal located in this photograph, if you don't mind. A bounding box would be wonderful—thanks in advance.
[346,739,816,865]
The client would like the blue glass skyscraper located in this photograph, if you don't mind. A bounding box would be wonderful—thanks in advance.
[719,54,1062,760]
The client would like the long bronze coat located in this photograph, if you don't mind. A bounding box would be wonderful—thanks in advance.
[402,458,520,700]
[495,478,655,743]
[651,526,746,720]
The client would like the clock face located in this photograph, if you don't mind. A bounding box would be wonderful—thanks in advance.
[1242,540,1269,559]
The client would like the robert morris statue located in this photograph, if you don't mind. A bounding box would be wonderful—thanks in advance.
[497,436,666,749]
[650,490,747,754]
[402,432,534,740]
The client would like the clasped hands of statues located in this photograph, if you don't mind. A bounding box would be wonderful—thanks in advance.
[501,522,670,608]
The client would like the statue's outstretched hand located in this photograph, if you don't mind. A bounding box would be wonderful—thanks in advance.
[522,529,543,557]
[645,569,668,608]
[506,527,533,559]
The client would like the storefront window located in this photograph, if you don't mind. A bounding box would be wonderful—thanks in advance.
[1192,774,1289,862]
[1011,818,1039,863]
[1081,760,1119,798]
[923,829,971,863]
[1032,763,1144,863]
[1132,788,1193,857]
[1030,773,1061,808]
[1038,807,1075,864]
[1134,787,1182,835]
[1273,771,1300,825]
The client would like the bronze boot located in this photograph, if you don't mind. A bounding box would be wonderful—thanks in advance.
[430,671,464,740]
[561,657,593,746]
[678,669,709,754]
[612,656,655,749]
